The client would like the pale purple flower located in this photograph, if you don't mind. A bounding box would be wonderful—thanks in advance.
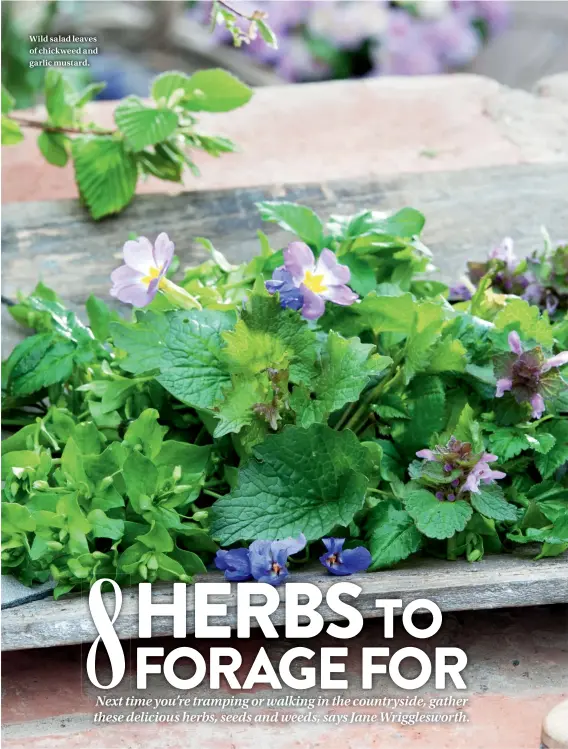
[214,548,252,582]
[110,233,174,307]
[495,331,568,419]
[461,453,506,494]
[320,538,371,576]
[415,436,505,499]
[266,242,357,321]
[248,534,306,586]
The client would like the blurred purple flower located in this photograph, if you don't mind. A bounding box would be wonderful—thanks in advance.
[495,331,568,419]
[249,534,306,586]
[266,242,357,320]
[110,233,174,307]
[215,548,252,582]
[320,537,371,576]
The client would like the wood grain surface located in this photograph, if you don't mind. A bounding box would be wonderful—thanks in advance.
[2,553,567,652]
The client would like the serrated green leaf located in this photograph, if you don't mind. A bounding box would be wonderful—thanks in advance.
[403,302,446,381]
[494,298,554,348]
[114,97,178,152]
[405,487,472,539]
[486,427,529,461]
[37,131,68,167]
[211,424,372,544]
[256,201,325,249]
[470,484,518,522]
[366,499,422,570]
[158,309,236,409]
[223,294,317,386]
[291,332,392,428]
[427,337,467,374]
[71,136,138,220]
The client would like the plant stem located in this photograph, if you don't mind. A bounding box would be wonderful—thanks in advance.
[10,115,114,137]
[203,489,223,499]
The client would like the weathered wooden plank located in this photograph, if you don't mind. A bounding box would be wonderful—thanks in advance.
[2,553,567,652]
[2,163,567,309]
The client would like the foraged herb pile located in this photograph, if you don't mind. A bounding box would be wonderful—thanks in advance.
[2,203,567,597]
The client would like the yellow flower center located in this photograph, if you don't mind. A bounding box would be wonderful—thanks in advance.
[303,270,327,294]
[142,266,161,287]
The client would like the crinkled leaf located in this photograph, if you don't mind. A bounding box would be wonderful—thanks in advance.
[405,487,472,540]
[211,424,373,544]
[157,309,236,409]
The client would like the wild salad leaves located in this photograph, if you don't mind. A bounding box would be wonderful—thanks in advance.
[2,204,568,595]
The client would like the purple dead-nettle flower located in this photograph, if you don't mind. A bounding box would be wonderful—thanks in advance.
[265,242,358,321]
[248,534,306,586]
[214,548,252,582]
[416,436,505,500]
[110,233,174,307]
[319,538,371,576]
[495,331,568,419]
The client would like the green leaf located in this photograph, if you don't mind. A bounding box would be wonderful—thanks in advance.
[138,521,174,552]
[211,424,373,544]
[354,292,416,335]
[123,409,167,460]
[37,131,69,167]
[213,377,265,437]
[2,114,23,144]
[339,253,377,296]
[393,376,446,457]
[366,499,422,570]
[486,427,530,461]
[73,82,106,109]
[223,294,316,386]
[171,546,207,575]
[122,450,158,504]
[157,309,236,409]
[370,207,425,239]
[6,333,76,395]
[291,332,392,428]
[87,509,124,541]
[256,19,278,48]
[403,302,446,382]
[71,136,138,220]
[470,484,518,522]
[405,487,472,540]
[494,299,554,348]
[151,71,192,105]
[114,97,179,152]
[86,295,112,341]
[180,69,252,112]
[535,421,568,478]
[111,310,168,375]
[427,337,467,374]
[44,70,74,127]
[256,201,325,249]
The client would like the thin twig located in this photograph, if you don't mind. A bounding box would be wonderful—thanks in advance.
[10,115,114,137]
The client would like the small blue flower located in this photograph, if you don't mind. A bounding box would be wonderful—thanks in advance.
[214,548,252,582]
[265,268,304,311]
[249,534,306,586]
[319,538,371,576]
